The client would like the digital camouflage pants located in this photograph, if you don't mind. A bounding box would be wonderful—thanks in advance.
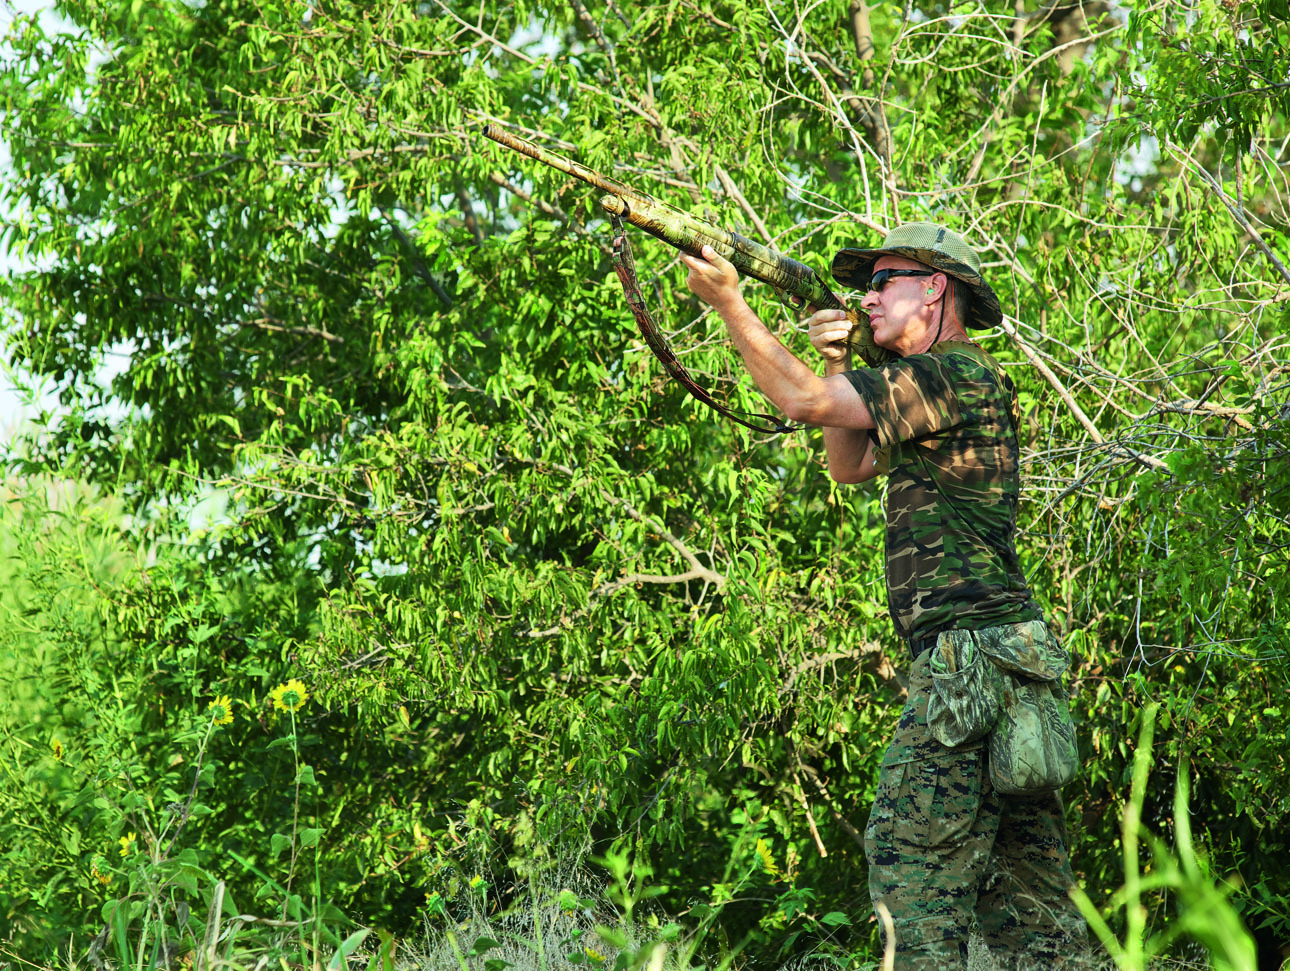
[864,651,1089,969]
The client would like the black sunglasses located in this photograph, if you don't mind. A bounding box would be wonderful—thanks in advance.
[866,268,934,292]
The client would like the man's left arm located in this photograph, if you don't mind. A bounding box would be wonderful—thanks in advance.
[682,245,873,431]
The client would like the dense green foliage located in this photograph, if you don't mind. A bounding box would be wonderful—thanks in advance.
[1,0,1287,964]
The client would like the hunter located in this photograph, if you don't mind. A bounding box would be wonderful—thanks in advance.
[682,222,1089,968]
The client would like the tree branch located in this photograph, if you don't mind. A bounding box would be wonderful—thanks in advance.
[1169,144,1290,289]
[999,316,1172,473]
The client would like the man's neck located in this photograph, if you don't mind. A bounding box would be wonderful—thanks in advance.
[901,323,972,357]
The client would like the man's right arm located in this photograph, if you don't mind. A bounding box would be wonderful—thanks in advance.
[811,310,883,484]
[821,358,881,483]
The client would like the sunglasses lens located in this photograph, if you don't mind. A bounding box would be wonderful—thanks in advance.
[866,269,931,292]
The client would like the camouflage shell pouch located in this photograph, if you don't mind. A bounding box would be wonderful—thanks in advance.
[926,634,998,747]
[927,621,1079,795]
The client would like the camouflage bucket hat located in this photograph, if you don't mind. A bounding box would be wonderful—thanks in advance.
[831,221,1002,330]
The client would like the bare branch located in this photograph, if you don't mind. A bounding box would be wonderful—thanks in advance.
[1169,144,1290,289]
[999,316,1172,473]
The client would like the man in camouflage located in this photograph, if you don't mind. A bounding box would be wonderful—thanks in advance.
[683,223,1088,967]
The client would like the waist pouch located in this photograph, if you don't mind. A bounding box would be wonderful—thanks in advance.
[925,620,1078,795]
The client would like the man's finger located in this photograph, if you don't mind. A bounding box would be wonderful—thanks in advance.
[809,317,852,335]
[700,244,734,272]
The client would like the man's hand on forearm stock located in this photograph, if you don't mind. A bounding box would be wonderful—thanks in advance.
[683,245,875,431]
[681,244,745,315]
[682,244,813,416]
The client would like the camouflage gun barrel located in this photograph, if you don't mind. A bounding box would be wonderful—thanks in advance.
[480,124,892,366]
[595,195,844,314]
[481,124,842,311]
[481,124,657,211]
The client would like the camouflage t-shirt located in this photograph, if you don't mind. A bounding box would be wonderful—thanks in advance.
[843,341,1041,641]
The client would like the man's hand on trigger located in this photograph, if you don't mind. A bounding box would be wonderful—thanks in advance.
[682,244,742,313]
[807,308,853,368]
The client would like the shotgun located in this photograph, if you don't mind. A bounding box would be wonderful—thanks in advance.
[481,125,892,370]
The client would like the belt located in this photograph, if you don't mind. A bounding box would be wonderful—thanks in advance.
[908,631,946,659]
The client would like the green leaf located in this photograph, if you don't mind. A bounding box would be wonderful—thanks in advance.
[470,937,503,956]
[329,929,371,970]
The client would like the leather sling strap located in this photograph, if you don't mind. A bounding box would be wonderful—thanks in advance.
[608,214,798,435]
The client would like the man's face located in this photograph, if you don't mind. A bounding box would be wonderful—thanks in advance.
[860,255,939,356]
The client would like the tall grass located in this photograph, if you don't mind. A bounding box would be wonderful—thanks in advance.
[1071,703,1257,971]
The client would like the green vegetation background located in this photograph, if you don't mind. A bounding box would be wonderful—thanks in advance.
[0,0,1287,965]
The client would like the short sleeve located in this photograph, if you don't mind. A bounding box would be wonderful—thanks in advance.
[844,355,964,448]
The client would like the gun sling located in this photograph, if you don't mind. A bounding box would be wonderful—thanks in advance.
[608,213,798,435]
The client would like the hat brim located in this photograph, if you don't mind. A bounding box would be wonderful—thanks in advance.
[832,246,1002,330]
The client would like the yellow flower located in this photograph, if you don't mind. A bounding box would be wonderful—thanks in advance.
[584,947,606,964]
[755,837,781,878]
[207,695,234,726]
[270,679,309,713]
[90,857,112,887]
[52,738,64,761]
[118,832,136,857]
